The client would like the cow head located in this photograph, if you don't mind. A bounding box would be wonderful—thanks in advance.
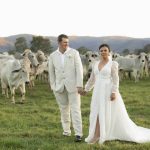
[36,50,47,63]
[28,51,39,67]
[21,68,30,84]
[11,60,30,84]
[85,51,99,63]
[22,49,39,67]
[112,53,120,60]
[146,53,150,67]
[138,52,146,64]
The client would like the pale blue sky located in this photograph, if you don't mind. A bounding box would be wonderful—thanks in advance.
[0,0,150,38]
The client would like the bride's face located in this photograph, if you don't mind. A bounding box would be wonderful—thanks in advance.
[99,46,110,59]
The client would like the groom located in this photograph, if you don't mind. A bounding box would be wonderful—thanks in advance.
[48,34,83,142]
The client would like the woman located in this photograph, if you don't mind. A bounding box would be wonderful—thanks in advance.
[84,44,150,144]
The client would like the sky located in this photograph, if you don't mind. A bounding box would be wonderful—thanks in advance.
[0,0,150,38]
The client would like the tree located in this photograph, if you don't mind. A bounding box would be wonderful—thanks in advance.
[143,44,150,53]
[30,36,52,54]
[15,37,28,52]
[122,49,130,55]
[77,46,92,54]
[134,48,143,55]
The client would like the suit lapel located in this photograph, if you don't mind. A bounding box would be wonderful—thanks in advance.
[64,49,72,69]
[56,52,64,69]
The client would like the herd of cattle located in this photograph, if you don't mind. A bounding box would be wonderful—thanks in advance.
[0,49,150,103]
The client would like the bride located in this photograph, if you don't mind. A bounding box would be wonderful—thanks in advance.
[84,44,150,144]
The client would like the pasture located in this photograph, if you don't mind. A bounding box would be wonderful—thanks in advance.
[0,78,150,150]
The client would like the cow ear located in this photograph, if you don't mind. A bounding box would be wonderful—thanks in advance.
[145,56,148,61]
[138,55,141,59]
[22,53,25,56]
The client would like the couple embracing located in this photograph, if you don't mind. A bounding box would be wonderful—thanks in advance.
[48,34,150,144]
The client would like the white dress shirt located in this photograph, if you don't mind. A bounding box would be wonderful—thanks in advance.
[57,48,70,67]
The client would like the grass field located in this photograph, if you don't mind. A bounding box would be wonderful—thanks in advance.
[0,78,150,150]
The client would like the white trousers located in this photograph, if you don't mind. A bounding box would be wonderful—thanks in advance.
[54,88,83,136]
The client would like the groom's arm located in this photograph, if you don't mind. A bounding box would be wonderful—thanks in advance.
[74,51,83,88]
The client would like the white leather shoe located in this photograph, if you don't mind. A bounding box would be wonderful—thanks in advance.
[63,132,71,136]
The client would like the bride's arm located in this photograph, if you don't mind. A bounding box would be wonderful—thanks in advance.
[111,61,119,93]
[84,67,96,92]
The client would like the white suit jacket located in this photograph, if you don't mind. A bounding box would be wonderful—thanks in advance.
[48,48,83,93]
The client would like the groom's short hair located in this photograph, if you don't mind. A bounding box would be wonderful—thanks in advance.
[57,34,69,42]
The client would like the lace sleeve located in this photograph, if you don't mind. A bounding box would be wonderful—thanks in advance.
[111,61,119,93]
[84,66,96,92]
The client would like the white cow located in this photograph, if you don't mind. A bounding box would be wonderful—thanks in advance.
[112,52,120,60]
[21,49,39,88]
[80,54,89,80]
[21,49,39,68]
[0,54,15,79]
[147,53,150,76]
[35,61,48,82]
[36,50,47,64]
[114,53,147,82]
[85,51,99,63]
[85,51,99,79]
[1,59,30,104]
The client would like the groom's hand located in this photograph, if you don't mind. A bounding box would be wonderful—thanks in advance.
[81,90,87,96]
[77,87,84,95]
[111,93,116,101]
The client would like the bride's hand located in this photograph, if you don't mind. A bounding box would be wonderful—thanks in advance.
[111,93,116,101]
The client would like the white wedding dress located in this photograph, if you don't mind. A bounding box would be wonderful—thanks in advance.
[85,59,150,144]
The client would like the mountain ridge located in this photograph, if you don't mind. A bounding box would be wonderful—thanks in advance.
[0,34,150,52]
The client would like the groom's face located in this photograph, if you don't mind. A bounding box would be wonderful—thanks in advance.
[59,38,69,51]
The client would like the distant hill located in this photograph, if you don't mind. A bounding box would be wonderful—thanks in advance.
[0,34,150,52]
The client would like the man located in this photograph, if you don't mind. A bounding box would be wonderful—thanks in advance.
[48,34,83,142]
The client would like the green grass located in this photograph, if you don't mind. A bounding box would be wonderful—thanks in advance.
[0,78,150,150]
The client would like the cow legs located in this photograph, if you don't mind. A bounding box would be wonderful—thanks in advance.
[1,81,9,98]
[5,87,9,98]
[2,87,9,98]
[28,74,35,88]
[2,88,5,95]
[10,87,15,104]
[19,83,26,103]
[133,70,138,82]
[136,71,140,82]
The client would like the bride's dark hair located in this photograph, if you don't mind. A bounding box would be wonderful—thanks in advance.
[99,44,111,52]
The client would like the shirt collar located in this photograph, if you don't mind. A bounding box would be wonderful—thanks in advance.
[56,47,71,55]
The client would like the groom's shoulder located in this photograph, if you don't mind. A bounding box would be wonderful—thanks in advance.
[49,50,58,57]
[69,48,79,55]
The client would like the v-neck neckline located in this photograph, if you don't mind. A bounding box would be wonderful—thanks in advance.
[98,60,109,72]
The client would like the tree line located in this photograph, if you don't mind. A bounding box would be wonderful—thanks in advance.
[12,36,91,55]
[10,35,150,55]
[13,36,53,54]
[122,44,150,55]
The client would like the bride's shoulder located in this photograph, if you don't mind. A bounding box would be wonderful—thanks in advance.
[91,61,99,70]
[93,60,99,66]
[112,60,119,67]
